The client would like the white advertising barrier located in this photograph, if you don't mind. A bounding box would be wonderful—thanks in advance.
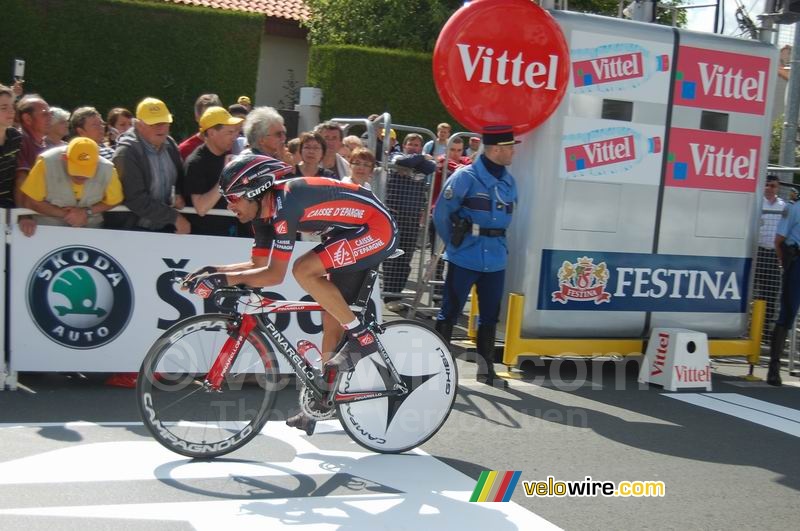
[638,328,712,392]
[9,224,381,373]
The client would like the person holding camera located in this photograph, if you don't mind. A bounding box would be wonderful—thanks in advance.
[432,125,518,388]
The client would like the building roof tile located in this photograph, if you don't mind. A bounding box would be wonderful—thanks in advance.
[163,0,309,21]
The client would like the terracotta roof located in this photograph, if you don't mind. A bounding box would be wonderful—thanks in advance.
[163,0,309,21]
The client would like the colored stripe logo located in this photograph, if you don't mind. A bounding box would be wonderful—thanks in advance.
[470,470,522,502]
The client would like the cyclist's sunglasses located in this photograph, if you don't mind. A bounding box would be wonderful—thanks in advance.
[222,191,247,204]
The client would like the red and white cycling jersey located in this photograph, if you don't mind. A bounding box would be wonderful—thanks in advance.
[252,177,398,272]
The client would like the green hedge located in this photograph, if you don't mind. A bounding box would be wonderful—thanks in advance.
[308,44,461,138]
[1,0,262,139]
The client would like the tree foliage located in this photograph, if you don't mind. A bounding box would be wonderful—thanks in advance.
[568,0,687,27]
[304,0,687,52]
[303,0,463,52]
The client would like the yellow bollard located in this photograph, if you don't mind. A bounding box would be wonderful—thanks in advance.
[467,286,478,341]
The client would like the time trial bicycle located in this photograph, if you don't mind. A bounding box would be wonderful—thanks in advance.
[136,266,457,458]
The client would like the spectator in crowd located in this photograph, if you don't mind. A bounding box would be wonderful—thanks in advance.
[383,133,436,310]
[184,106,244,236]
[429,137,472,292]
[343,147,375,189]
[286,137,302,165]
[790,187,799,204]
[315,121,350,179]
[755,175,786,337]
[433,137,471,206]
[465,135,482,158]
[242,106,287,159]
[778,45,792,81]
[179,93,222,160]
[111,97,189,233]
[423,122,451,158]
[16,94,51,179]
[341,135,363,158]
[20,137,123,228]
[15,94,51,237]
[375,127,400,163]
[10,80,24,101]
[106,107,133,149]
[45,107,70,148]
[237,95,252,112]
[70,107,115,160]
[227,103,249,155]
[293,131,334,177]
[433,125,518,387]
[0,84,21,209]
[228,103,249,120]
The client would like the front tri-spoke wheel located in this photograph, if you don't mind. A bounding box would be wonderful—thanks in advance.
[137,314,279,458]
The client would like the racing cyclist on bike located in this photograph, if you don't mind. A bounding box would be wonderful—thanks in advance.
[182,154,399,434]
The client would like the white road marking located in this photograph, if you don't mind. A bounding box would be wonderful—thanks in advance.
[0,421,560,530]
[666,393,800,438]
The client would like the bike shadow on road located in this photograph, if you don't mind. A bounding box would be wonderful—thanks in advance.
[451,359,800,493]
[233,451,526,531]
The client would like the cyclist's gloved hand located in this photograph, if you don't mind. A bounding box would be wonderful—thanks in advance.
[186,273,228,299]
[182,265,218,288]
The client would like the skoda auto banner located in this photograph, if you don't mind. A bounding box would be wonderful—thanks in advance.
[538,249,750,313]
[9,225,380,372]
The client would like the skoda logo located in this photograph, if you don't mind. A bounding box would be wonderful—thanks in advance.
[27,246,134,349]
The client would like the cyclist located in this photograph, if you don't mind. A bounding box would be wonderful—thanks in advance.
[182,154,398,434]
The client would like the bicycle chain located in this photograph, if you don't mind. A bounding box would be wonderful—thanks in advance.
[299,386,336,421]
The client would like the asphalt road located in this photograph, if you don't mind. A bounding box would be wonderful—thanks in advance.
[0,348,798,530]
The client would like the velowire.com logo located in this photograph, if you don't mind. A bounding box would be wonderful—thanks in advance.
[28,246,134,349]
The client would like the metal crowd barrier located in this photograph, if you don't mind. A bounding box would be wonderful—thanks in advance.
[335,115,437,311]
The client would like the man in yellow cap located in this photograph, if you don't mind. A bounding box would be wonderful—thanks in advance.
[184,106,244,235]
[179,93,222,161]
[237,95,252,112]
[111,97,189,233]
[20,137,123,229]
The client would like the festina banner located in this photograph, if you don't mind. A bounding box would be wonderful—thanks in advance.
[9,224,380,372]
[538,249,751,313]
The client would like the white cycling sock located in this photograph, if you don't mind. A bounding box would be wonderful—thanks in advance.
[343,318,361,331]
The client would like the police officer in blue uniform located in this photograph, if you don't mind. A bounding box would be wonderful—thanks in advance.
[768,199,800,386]
[433,125,518,387]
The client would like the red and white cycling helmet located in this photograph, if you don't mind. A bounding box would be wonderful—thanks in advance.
[219,154,293,202]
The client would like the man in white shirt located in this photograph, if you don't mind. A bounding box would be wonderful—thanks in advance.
[755,175,786,331]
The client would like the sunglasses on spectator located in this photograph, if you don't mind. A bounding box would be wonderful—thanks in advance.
[271,131,287,138]
[351,161,374,168]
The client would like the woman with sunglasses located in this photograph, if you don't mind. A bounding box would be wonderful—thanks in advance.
[183,154,399,434]
[293,131,335,178]
[342,147,375,190]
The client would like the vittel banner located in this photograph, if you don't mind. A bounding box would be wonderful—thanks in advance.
[561,117,664,185]
[538,249,750,313]
[433,0,569,134]
[665,128,761,193]
[569,32,672,103]
[673,46,770,115]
